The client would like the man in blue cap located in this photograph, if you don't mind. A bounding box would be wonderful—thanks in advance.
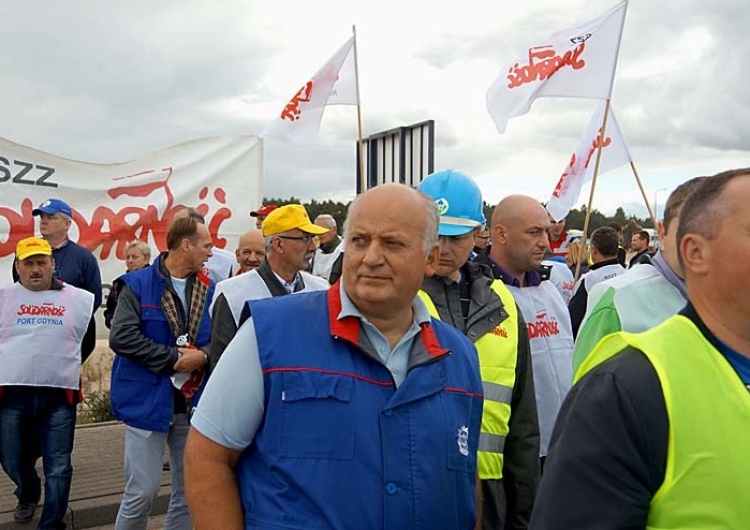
[18,199,103,315]
[418,170,540,530]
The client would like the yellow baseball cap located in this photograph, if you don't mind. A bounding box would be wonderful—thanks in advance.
[262,204,330,237]
[16,237,53,261]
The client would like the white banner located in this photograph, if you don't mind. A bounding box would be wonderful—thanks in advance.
[547,102,632,221]
[0,135,263,290]
[262,35,358,143]
[486,0,628,134]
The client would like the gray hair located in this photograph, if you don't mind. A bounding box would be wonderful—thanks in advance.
[314,214,337,230]
[343,187,439,258]
[263,230,306,254]
[264,235,276,253]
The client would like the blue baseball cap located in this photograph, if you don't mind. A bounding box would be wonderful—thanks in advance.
[32,198,73,217]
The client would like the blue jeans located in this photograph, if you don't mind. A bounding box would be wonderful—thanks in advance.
[0,387,76,530]
[115,414,191,530]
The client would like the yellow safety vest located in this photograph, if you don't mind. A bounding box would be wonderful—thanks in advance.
[577,315,750,529]
[419,281,518,480]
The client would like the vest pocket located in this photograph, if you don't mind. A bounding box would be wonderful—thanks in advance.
[442,391,479,473]
[278,371,355,460]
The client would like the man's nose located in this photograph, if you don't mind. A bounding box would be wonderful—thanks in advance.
[362,241,384,265]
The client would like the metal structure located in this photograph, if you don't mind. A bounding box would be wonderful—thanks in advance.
[356,120,435,193]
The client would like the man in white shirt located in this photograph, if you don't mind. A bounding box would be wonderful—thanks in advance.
[311,214,343,281]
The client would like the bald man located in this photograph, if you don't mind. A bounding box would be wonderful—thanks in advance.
[235,230,265,274]
[185,184,484,530]
[487,195,574,461]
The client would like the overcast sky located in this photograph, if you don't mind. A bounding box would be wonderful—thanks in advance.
[1,0,747,218]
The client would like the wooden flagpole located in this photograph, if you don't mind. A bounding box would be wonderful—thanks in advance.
[352,25,366,195]
[629,160,657,229]
[574,98,612,285]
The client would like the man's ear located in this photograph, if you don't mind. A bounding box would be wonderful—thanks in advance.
[492,223,508,245]
[680,233,710,276]
[656,220,666,240]
[424,243,441,278]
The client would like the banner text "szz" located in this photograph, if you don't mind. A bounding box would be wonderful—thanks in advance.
[0,157,58,188]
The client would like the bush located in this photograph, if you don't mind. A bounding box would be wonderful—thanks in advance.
[78,390,116,424]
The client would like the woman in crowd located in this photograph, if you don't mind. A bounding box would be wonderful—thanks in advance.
[103,240,151,328]
[565,241,589,278]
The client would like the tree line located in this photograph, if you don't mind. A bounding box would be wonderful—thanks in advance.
[264,198,655,239]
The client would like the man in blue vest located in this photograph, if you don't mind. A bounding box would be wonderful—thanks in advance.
[185,183,484,530]
[109,216,215,530]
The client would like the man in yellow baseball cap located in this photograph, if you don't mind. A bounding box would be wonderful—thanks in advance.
[261,204,330,238]
[2,237,95,526]
[208,204,330,368]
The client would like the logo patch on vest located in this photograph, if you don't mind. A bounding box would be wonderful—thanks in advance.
[527,311,561,339]
[488,326,509,339]
[457,425,469,456]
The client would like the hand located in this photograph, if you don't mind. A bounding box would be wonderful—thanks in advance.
[174,347,207,373]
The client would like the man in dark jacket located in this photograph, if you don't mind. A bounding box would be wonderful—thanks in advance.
[628,230,654,268]
[419,169,540,530]
[109,217,214,530]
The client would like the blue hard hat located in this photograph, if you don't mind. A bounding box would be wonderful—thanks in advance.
[418,169,485,236]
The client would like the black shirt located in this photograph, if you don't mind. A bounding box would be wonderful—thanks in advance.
[530,304,732,529]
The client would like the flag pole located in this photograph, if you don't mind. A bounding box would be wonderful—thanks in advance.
[352,25,366,195]
[574,98,612,285]
[573,2,627,282]
[629,160,657,229]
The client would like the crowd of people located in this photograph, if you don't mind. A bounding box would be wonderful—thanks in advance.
[0,166,748,529]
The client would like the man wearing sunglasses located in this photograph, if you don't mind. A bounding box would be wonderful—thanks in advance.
[208,204,330,368]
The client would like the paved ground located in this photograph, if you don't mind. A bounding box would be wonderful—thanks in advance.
[0,422,171,530]
[87,514,166,530]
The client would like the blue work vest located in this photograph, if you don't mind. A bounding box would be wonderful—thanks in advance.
[236,288,484,530]
[110,260,213,432]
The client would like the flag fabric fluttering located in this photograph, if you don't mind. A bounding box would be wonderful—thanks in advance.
[262,35,358,143]
[486,0,628,134]
[546,100,632,222]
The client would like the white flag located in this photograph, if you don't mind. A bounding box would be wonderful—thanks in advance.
[262,36,358,143]
[546,101,632,221]
[486,0,628,134]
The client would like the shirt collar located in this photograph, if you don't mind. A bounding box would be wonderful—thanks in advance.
[337,280,431,325]
[272,270,300,293]
[487,257,541,287]
[651,251,687,299]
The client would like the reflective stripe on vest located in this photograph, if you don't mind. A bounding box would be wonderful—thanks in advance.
[577,315,750,529]
[418,280,518,480]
